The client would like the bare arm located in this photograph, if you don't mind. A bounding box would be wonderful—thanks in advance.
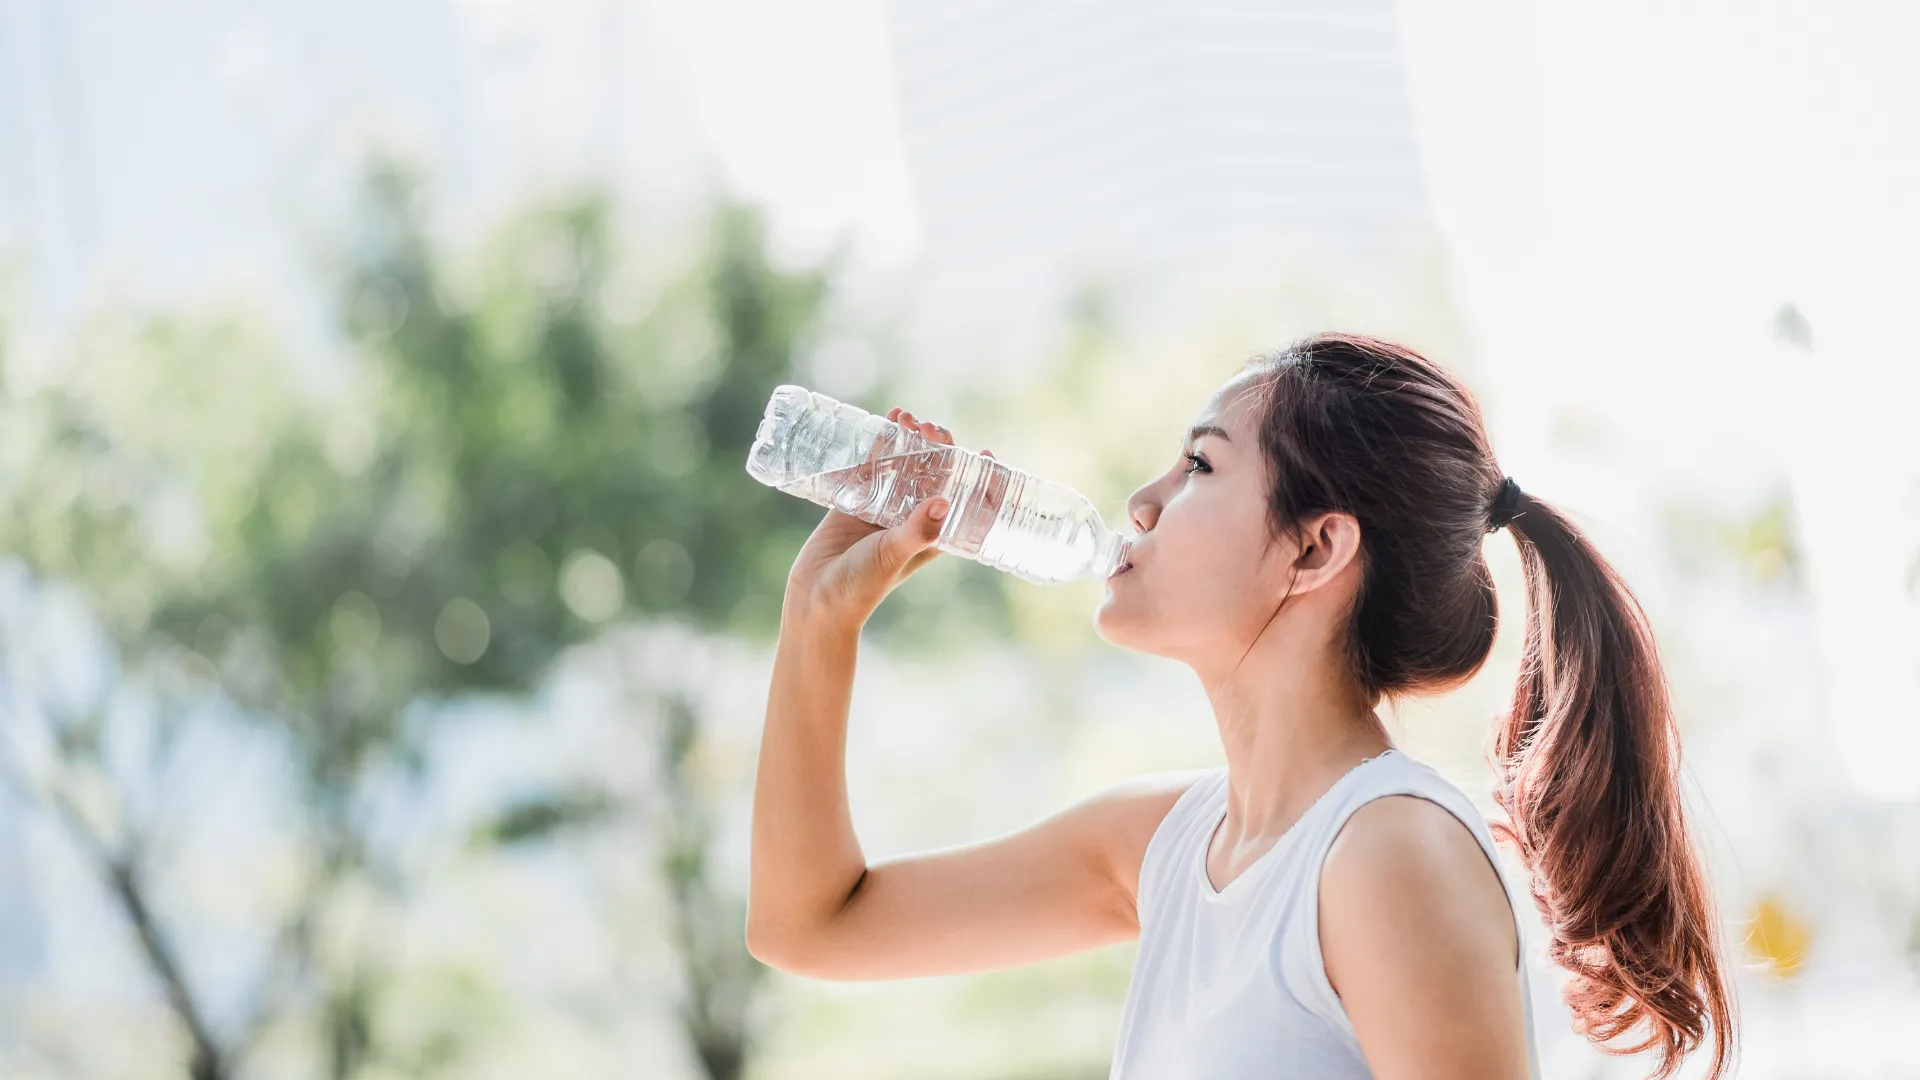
[746,604,869,960]
[746,602,1206,980]
[1319,795,1530,1080]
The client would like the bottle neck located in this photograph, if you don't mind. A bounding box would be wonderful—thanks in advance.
[1095,526,1132,578]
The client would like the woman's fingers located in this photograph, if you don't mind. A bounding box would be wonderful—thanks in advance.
[892,407,954,443]
[889,406,991,460]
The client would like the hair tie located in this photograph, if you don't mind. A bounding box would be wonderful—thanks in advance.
[1487,476,1523,533]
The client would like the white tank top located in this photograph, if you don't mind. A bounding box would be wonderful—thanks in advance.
[1108,748,1542,1079]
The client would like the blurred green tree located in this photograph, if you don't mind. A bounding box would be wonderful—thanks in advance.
[0,160,1003,1080]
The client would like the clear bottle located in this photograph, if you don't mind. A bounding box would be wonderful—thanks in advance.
[745,384,1132,584]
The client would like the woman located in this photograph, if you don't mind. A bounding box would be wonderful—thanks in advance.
[748,332,1738,1079]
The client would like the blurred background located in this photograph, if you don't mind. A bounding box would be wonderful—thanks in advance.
[1,0,1917,1077]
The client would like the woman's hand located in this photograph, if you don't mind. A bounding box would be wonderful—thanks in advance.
[784,407,994,627]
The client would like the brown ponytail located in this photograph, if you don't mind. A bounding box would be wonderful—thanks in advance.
[1242,332,1738,1079]
[1487,489,1738,1079]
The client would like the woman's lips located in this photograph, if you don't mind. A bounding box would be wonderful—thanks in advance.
[1108,561,1135,579]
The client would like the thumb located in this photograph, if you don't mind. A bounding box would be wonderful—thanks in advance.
[875,497,949,576]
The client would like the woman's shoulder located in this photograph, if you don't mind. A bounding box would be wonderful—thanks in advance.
[1316,757,1523,980]
[1340,749,1489,823]
[1326,751,1507,876]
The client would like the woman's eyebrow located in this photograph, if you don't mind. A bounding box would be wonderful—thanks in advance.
[1185,423,1232,446]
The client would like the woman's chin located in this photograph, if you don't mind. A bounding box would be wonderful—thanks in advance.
[1092,600,1138,647]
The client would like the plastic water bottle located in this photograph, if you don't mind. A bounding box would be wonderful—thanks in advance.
[745,384,1132,584]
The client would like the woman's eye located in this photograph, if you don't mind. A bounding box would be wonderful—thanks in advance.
[1181,452,1210,475]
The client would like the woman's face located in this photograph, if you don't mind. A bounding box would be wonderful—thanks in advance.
[1095,370,1298,662]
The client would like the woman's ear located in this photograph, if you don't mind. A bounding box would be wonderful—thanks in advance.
[1294,511,1363,586]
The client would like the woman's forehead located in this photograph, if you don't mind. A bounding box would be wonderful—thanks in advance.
[1197,372,1267,434]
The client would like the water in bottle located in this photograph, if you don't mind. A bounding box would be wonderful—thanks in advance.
[745,385,1132,584]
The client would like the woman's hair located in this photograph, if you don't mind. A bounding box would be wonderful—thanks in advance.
[1242,332,1737,1080]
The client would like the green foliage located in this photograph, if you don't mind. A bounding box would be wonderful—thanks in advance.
[145,165,844,716]
[0,158,911,1079]
[472,786,620,847]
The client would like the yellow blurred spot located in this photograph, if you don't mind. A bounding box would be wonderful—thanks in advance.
[1745,892,1812,977]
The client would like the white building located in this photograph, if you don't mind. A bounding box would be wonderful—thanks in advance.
[884,0,1434,379]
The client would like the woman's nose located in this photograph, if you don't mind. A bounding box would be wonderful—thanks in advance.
[1127,491,1158,535]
